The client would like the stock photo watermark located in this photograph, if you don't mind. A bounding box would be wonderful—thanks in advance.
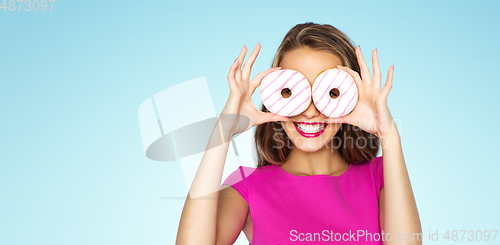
[289,229,498,242]
[138,77,405,200]
[270,118,402,152]
[1,0,56,11]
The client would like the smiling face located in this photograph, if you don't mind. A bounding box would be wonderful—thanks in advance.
[280,47,344,152]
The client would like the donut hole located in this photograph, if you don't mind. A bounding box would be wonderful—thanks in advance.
[281,88,292,98]
[329,88,340,99]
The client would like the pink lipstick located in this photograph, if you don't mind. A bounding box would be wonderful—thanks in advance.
[293,122,328,138]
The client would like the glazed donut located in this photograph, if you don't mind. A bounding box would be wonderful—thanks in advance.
[260,69,312,117]
[311,68,358,118]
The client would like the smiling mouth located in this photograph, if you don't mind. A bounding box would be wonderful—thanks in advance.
[293,122,328,138]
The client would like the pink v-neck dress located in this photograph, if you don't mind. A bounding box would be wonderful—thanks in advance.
[221,156,384,244]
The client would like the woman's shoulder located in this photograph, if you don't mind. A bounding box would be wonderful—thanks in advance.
[222,164,278,186]
[240,164,280,181]
[349,155,384,191]
[350,155,383,169]
[349,155,384,178]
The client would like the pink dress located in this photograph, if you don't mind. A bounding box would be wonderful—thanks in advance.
[221,156,385,244]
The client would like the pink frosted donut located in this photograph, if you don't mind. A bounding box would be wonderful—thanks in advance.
[260,69,312,117]
[311,68,358,118]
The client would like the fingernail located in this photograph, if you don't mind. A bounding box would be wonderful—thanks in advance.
[275,66,282,69]
[337,65,343,68]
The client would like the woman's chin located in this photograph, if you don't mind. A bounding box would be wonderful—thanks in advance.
[295,145,324,152]
[290,138,327,152]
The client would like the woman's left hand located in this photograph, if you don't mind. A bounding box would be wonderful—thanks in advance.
[325,46,397,138]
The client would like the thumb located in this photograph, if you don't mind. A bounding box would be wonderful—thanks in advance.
[249,67,283,94]
[256,112,289,125]
[324,117,345,124]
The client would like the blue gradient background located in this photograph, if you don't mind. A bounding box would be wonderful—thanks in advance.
[1,0,499,244]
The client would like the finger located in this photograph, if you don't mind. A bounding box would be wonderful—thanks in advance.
[249,67,283,95]
[381,65,394,99]
[336,65,363,95]
[324,117,345,124]
[325,114,359,127]
[372,48,382,89]
[227,58,239,90]
[356,45,372,85]
[242,42,261,80]
[235,45,247,83]
[256,112,289,125]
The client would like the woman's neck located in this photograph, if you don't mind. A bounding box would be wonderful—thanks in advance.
[281,145,349,177]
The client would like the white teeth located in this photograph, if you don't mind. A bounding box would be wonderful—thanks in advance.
[296,123,325,133]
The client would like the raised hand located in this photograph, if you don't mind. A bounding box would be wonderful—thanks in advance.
[325,46,397,138]
[220,43,289,139]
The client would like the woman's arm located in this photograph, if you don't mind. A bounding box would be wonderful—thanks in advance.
[328,46,422,245]
[379,126,422,244]
[217,184,251,244]
[176,119,248,245]
[175,43,287,245]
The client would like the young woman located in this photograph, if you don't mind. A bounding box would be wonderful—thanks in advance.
[176,22,422,245]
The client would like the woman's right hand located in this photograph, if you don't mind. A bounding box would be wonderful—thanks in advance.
[220,43,289,138]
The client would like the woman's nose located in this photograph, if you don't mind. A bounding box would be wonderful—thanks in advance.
[301,99,321,119]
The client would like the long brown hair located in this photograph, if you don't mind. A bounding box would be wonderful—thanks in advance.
[254,22,380,168]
